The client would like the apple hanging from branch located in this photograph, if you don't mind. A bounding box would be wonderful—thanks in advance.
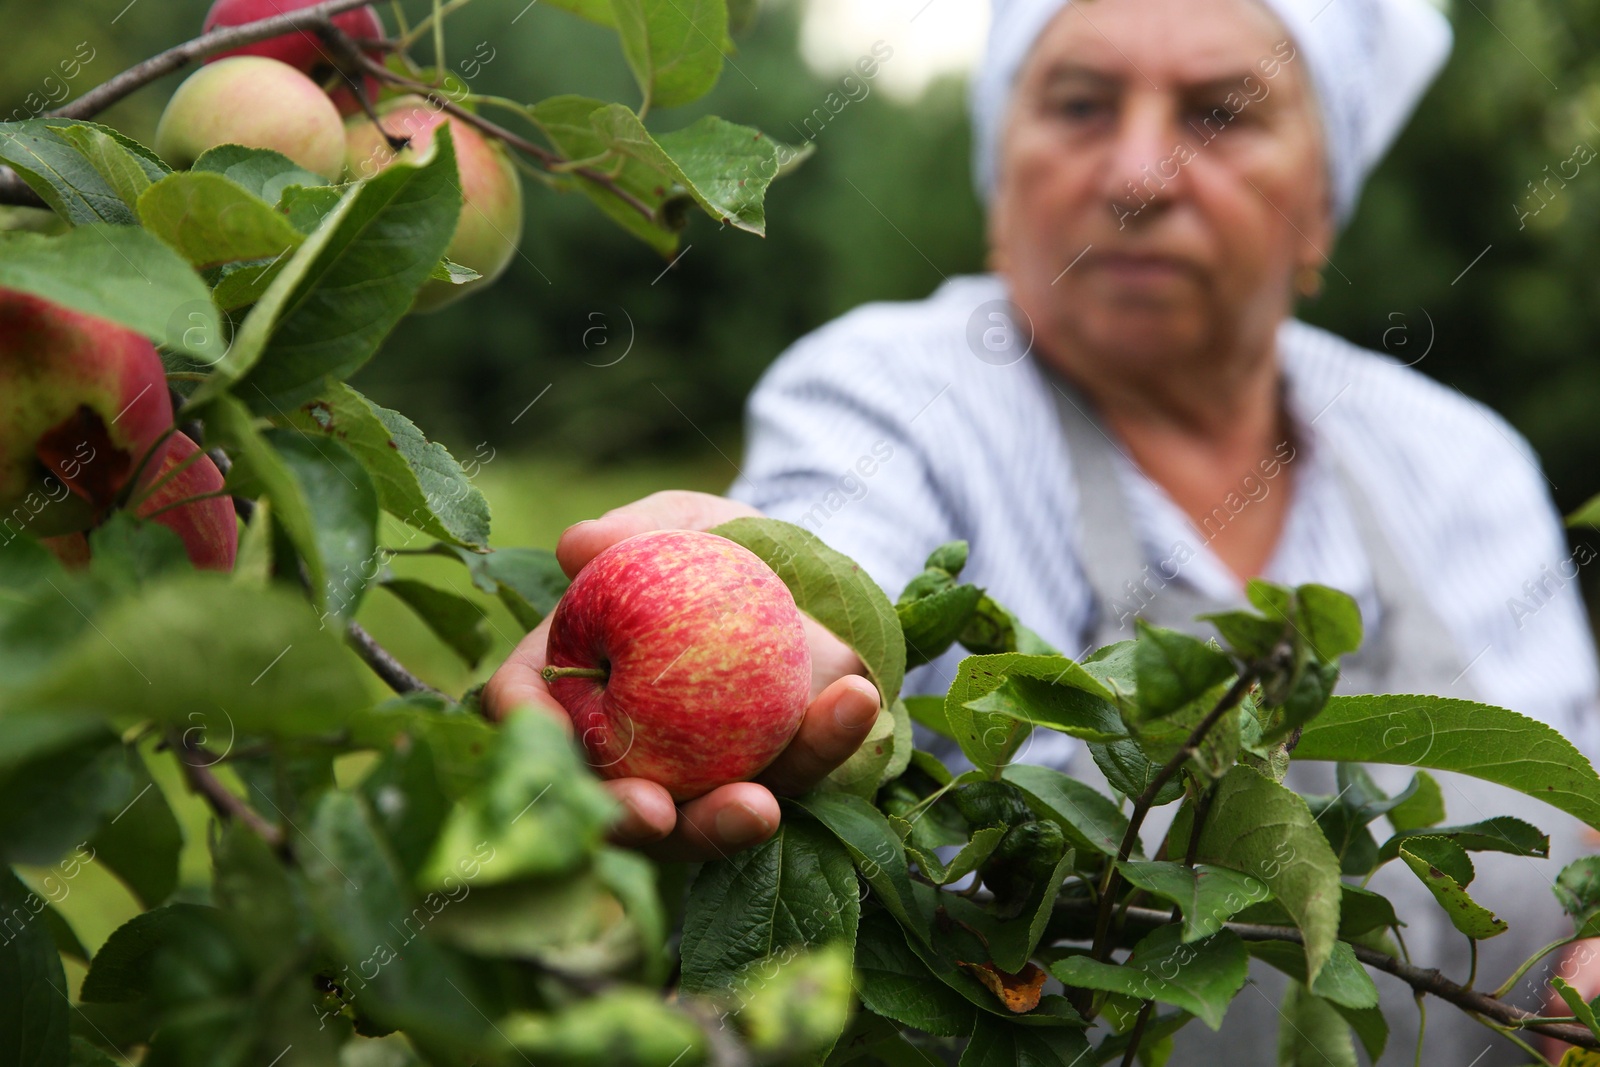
[201,0,386,115]
[155,56,348,179]
[0,288,174,538]
[344,95,525,311]
[542,530,813,801]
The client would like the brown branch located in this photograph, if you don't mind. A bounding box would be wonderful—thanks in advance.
[346,49,660,224]
[1055,898,1600,1050]
[47,0,381,121]
[170,730,287,850]
[347,620,440,696]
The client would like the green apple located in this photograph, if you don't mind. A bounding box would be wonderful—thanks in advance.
[156,56,346,179]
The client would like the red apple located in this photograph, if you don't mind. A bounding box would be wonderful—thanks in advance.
[203,0,385,115]
[156,57,347,180]
[134,433,238,572]
[0,289,173,538]
[542,530,812,801]
[344,96,524,311]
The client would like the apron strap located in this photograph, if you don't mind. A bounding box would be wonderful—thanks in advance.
[1049,370,1474,699]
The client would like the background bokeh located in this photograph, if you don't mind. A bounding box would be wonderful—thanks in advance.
[4,0,1599,693]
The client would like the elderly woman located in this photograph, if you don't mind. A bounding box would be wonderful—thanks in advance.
[488,0,1600,1060]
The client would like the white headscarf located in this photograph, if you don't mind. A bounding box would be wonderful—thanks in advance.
[969,0,1454,225]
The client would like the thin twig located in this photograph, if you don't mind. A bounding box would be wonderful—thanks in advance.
[1054,898,1600,1050]
[170,730,287,850]
[1091,674,1257,963]
[347,49,660,223]
[348,620,440,696]
[46,0,380,121]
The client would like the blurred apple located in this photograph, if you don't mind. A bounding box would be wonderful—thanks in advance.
[203,0,385,115]
[156,56,347,179]
[345,95,524,311]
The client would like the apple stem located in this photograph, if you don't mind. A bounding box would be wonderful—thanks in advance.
[542,666,609,683]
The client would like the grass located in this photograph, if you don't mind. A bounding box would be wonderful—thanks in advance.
[22,453,731,990]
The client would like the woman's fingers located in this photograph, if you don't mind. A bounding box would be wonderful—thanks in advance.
[635,781,782,863]
[758,675,881,796]
[480,615,562,725]
[555,490,761,577]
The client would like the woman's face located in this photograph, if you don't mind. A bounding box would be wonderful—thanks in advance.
[989,0,1333,373]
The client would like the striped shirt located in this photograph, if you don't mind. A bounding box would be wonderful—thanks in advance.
[728,274,1600,758]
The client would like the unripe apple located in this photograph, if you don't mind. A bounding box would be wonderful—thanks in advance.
[344,96,524,311]
[156,57,347,180]
[203,0,385,115]
[0,289,173,538]
[543,531,812,801]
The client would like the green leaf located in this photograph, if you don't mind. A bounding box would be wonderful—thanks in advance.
[964,674,1126,743]
[1572,493,1600,529]
[1050,925,1248,1030]
[527,95,684,255]
[1555,856,1600,937]
[984,846,1077,974]
[1294,694,1600,832]
[1175,764,1342,984]
[0,867,70,1065]
[1292,585,1364,662]
[1247,940,1378,1010]
[0,118,167,224]
[57,124,155,213]
[1551,977,1600,1039]
[191,144,330,202]
[500,990,707,1065]
[1385,770,1445,831]
[382,578,492,668]
[679,820,859,994]
[137,172,305,270]
[793,791,927,943]
[1338,884,1401,939]
[0,225,219,360]
[899,823,1006,885]
[87,745,182,908]
[261,429,380,620]
[279,383,491,549]
[199,125,462,410]
[655,115,795,235]
[457,547,570,632]
[1377,816,1548,863]
[301,791,488,1045]
[421,709,616,888]
[610,0,728,109]
[958,1014,1092,1067]
[1116,861,1270,942]
[19,576,372,738]
[80,902,211,1003]
[0,733,132,866]
[41,904,88,964]
[944,654,1110,776]
[825,1012,943,1067]
[1276,982,1358,1067]
[711,517,905,706]
[1399,840,1508,940]
[852,910,976,1037]
[1001,763,1131,858]
[898,582,983,668]
[1132,623,1235,722]
[738,943,855,1062]
[904,693,956,741]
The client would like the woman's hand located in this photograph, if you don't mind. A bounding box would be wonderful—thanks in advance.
[482,491,880,862]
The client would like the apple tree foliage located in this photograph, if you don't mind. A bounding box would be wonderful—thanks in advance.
[4,2,1600,1066]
